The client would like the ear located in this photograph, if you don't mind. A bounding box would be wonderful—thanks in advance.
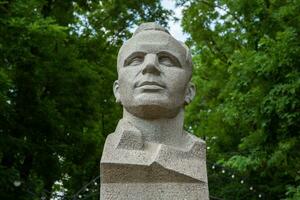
[113,80,121,103]
[184,82,196,105]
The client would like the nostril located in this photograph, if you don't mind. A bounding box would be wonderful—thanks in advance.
[142,63,160,75]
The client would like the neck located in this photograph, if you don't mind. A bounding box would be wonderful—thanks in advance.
[122,108,187,147]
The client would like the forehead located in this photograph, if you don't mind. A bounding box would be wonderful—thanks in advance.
[118,31,187,67]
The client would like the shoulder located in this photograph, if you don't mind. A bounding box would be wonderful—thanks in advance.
[183,131,207,158]
[185,131,206,145]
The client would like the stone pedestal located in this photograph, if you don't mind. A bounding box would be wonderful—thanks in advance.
[101,183,208,200]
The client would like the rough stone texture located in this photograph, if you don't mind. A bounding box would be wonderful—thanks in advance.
[100,22,209,199]
[101,183,208,200]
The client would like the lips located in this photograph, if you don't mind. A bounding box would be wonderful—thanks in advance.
[136,81,165,90]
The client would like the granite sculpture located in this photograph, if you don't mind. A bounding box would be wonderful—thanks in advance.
[100,22,209,200]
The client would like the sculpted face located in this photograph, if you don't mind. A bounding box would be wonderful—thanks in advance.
[114,30,195,119]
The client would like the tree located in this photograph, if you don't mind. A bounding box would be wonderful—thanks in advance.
[0,0,171,199]
[180,0,300,199]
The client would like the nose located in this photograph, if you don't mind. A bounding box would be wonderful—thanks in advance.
[142,54,160,75]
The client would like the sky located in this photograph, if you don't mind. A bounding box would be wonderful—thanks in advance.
[161,0,188,42]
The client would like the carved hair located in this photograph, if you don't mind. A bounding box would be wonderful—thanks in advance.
[133,22,170,36]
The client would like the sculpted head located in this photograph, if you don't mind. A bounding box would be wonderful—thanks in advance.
[113,22,195,119]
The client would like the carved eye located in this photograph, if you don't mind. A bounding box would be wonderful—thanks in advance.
[158,53,181,68]
[124,53,145,67]
[128,57,144,66]
[159,56,173,67]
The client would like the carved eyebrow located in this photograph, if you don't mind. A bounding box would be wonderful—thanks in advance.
[123,51,146,66]
[157,51,182,68]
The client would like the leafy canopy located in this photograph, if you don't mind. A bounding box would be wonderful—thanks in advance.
[180,0,300,199]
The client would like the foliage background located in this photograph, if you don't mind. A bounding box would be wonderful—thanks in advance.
[0,0,299,199]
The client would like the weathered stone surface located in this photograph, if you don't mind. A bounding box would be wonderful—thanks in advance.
[100,22,209,199]
[101,183,208,200]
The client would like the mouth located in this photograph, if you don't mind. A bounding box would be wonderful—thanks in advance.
[136,81,165,90]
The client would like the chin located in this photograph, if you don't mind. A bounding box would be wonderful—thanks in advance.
[134,93,174,105]
[124,104,181,119]
[120,93,185,119]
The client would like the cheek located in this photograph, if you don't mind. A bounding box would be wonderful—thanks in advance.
[165,70,189,93]
[118,69,137,83]
[118,69,137,94]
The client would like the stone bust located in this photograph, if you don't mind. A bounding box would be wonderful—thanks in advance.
[100,22,209,200]
[113,22,196,148]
